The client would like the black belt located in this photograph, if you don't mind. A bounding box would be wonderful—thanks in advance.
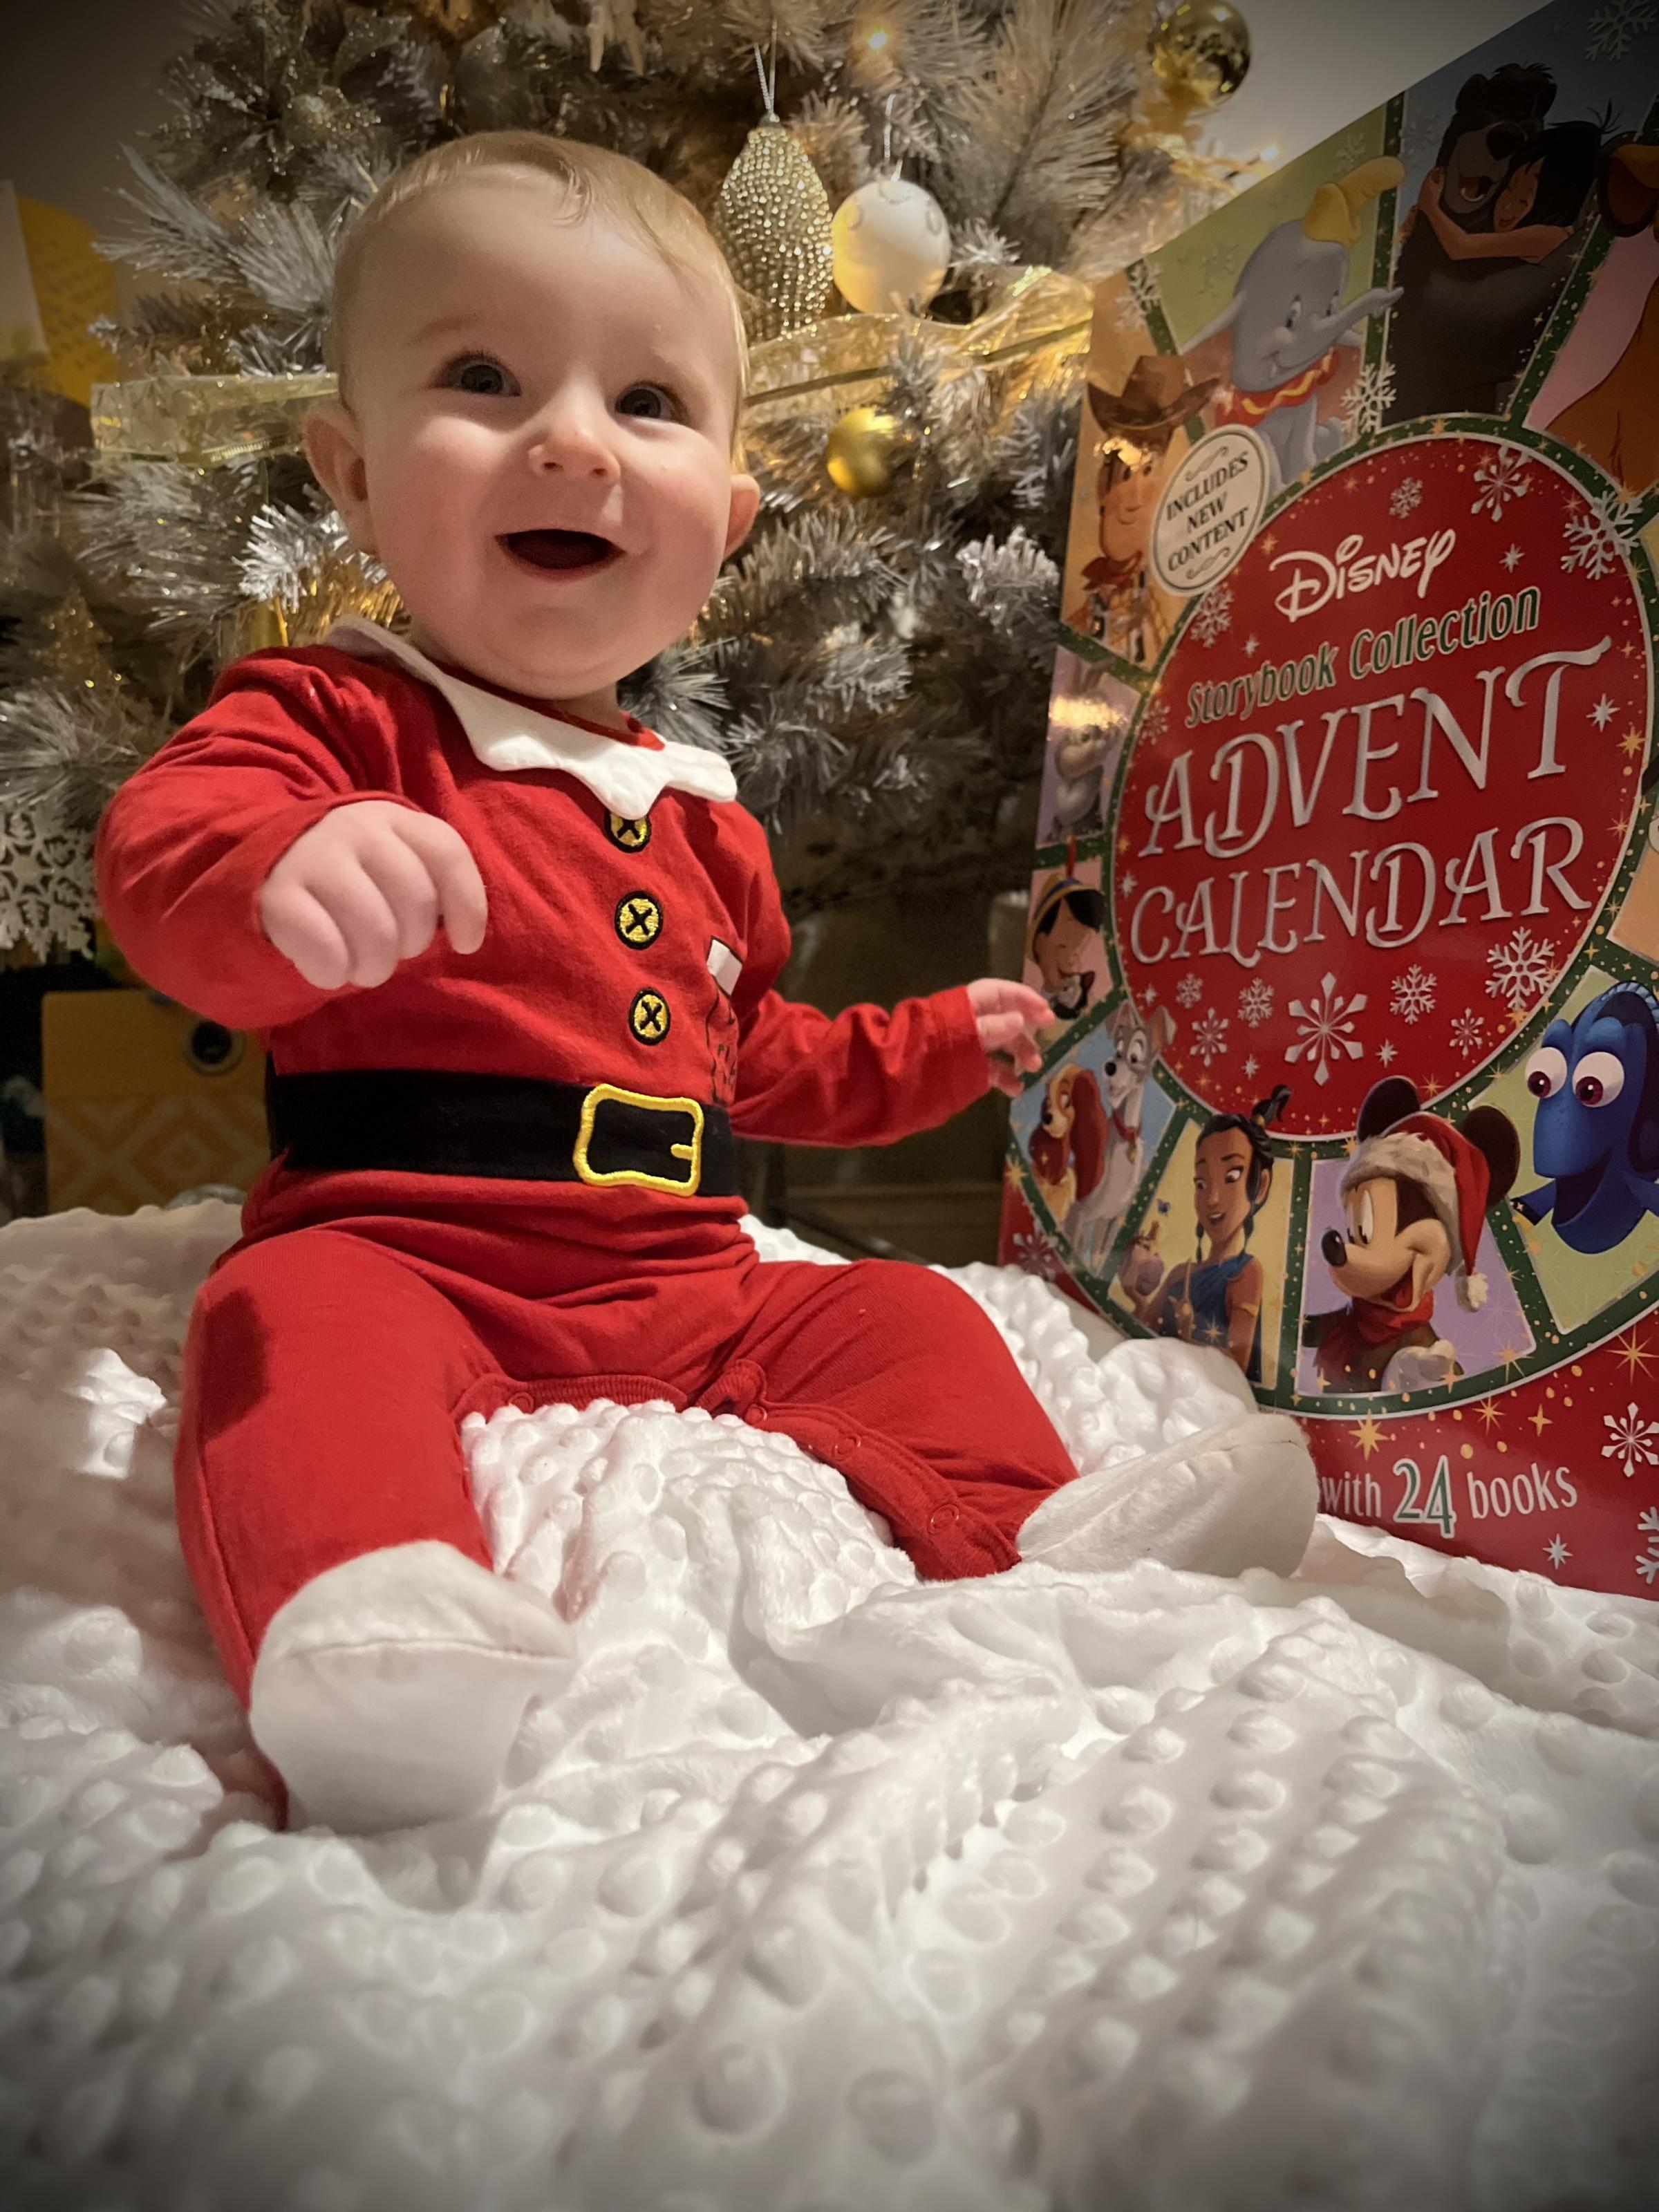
[265,1067,737,1195]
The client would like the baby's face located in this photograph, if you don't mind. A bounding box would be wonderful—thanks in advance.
[310,174,758,708]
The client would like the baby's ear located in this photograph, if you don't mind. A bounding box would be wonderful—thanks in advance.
[302,402,377,557]
[724,470,761,559]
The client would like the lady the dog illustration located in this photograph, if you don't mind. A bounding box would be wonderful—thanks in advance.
[1029,1065,1108,1228]
[1119,1087,1288,1383]
[1065,356,1217,666]
[1515,982,1659,1252]
[1387,64,1604,424]
[1185,158,1403,491]
[1029,1000,1177,1271]
[1542,142,1659,496]
[1302,1078,1521,1395]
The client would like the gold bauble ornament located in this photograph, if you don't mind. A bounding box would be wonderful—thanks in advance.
[711,120,834,342]
[1150,1,1252,113]
[824,404,913,499]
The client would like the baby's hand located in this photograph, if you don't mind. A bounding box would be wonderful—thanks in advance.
[258,798,488,991]
[967,978,1050,1098]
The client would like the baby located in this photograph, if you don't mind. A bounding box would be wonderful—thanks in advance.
[97,133,1315,1833]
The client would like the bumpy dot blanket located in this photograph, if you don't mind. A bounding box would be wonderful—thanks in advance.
[0,1203,1655,2210]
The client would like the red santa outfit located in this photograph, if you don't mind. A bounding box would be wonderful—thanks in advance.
[94,619,1078,1718]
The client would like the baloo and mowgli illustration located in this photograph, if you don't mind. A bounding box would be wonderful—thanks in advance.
[1387,64,1604,424]
[1185,157,1405,491]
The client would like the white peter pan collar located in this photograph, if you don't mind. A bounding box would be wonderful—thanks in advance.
[324,617,737,817]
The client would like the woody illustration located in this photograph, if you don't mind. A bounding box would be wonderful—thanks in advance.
[1065,355,1218,667]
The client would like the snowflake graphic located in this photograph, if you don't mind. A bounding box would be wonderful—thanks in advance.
[1470,448,1530,521]
[1193,1010,1230,1067]
[1176,973,1203,1008]
[1604,1402,1659,1479]
[1191,582,1234,648]
[1391,964,1437,1023]
[1342,359,1397,442]
[1109,283,1145,335]
[1377,1039,1397,1067]
[1638,1506,1659,1586]
[1587,1,1656,62]
[1243,1054,1259,1078]
[1120,870,1138,897]
[1389,477,1423,520]
[1591,695,1617,729]
[1545,1535,1571,1570]
[1485,925,1557,1011]
[1501,544,1525,572]
[1285,972,1368,1087]
[1239,977,1275,1027]
[1562,503,1625,580]
[1125,261,1162,319]
[1244,635,1259,658]
[1139,698,1170,745]
[1451,1010,1485,1055]
[1010,1230,1063,1284]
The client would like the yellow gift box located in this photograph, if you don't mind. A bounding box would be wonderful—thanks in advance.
[41,991,268,1213]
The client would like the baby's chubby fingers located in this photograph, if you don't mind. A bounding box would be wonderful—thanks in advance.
[966,977,1052,1091]
[389,812,489,957]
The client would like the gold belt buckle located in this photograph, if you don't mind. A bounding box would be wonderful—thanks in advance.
[572,1083,704,1195]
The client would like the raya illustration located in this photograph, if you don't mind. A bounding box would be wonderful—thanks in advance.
[1184,158,1402,492]
[1303,1078,1521,1395]
[1387,64,1605,424]
[1515,980,1659,1252]
[1063,355,1217,666]
[1118,1087,1289,1382]
[1026,863,1107,1033]
[1541,142,1659,496]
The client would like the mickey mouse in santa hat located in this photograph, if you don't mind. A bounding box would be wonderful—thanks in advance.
[1302,1077,1519,1396]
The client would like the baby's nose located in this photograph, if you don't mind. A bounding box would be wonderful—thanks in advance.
[528,405,619,477]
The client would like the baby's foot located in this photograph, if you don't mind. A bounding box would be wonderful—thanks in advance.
[1018,1401,1315,1580]
[248,1541,576,1833]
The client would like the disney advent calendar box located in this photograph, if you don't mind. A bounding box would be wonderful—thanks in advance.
[1001,1,1659,1599]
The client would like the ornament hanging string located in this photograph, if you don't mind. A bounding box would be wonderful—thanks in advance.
[751,28,779,122]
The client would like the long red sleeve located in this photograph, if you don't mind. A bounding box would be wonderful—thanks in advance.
[93,645,989,1179]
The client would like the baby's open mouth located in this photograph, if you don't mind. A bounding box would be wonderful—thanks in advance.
[500,529,619,573]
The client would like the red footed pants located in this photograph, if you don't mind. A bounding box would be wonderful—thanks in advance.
[176,1224,1080,1706]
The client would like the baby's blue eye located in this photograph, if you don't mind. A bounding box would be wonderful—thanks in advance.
[617,384,677,420]
[450,357,512,396]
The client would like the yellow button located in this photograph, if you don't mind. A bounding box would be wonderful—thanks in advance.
[629,989,671,1044]
[615,891,662,947]
[606,812,651,851]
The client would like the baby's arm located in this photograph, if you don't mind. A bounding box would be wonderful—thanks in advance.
[725,824,1033,1146]
[95,655,473,1029]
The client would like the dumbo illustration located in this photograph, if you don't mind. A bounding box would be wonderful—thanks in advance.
[1188,158,1404,489]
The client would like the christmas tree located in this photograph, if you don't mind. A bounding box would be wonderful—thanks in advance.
[0,0,1254,955]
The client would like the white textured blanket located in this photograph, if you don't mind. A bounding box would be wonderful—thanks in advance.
[0,1203,1656,2212]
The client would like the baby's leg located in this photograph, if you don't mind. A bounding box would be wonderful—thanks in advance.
[178,1228,574,1830]
[697,1258,1077,1577]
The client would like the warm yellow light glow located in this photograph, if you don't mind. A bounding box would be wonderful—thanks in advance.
[865,26,891,50]
[1049,695,1127,733]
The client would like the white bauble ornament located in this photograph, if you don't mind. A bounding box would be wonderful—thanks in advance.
[831,174,951,315]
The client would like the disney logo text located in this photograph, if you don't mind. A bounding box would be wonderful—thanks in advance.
[1271,527,1458,624]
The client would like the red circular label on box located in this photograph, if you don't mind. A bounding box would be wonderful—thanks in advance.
[1114,433,1650,1135]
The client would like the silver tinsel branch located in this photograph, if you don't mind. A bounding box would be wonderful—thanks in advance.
[1,0,1236,928]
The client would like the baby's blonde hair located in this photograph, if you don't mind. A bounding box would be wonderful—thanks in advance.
[327,131,749,442]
